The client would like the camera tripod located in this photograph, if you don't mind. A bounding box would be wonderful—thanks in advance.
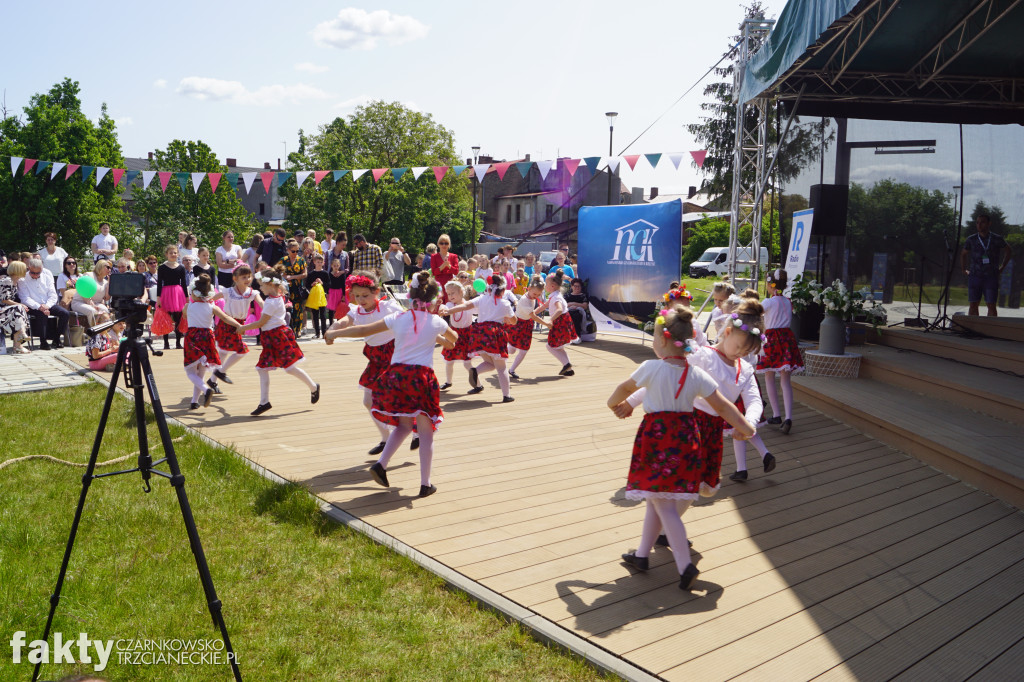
[33,310,242,681]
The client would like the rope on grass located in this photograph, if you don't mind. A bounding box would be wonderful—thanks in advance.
[0,437,185,472]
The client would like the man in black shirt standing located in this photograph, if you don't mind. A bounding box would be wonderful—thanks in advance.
[960,214,1011,317]
[261,228,288,268]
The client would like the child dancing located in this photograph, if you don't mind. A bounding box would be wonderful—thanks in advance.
[757,269,804,434]
[439,280,475,390]
[210,264,262,388]
[507,274,550,380]
[544,270,577,376]
[182,275,243,409]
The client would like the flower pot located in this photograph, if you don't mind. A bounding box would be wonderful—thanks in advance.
[819,314,846,355]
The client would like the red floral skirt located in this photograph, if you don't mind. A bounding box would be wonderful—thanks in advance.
[507,316,534,351]
[214,318,248,354]
[723,397,746,436]
[183,328,221,368]
[694,408,725,495]
[470,321,509,358]
[371,363,443,432]
[256,325,304,370]
[756,327,804,374]
[625,411,708,500]
[360,340,395,388]
[442,325,474,361]
[547,313,577,348]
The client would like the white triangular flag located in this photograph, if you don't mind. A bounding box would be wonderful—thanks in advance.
[241,172,257,194]
[10,157,23,176]
[351,169,368,181]
[535,160,554,181]
[411,167,428,180]
[668,153,684,170]
[473,163,490,183]
[94,167,110,186]
[191,173,205,193]
[604,157,621,173]
[142,170,156,189]
[296,171,312,187]
[50,162,66,179]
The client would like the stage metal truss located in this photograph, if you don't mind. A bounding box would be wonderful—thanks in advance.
[910,0,1022,86]
[782,70,1024,109]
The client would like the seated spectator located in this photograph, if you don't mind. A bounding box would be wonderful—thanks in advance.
[143,255,159,303]
[0,248,8,268]
[122,248,136,271]
[18,257,70,349]
[565,277,593,341]
[57,256,80,306]
[86,313,124,371]
[181,255,197,287]
[37,232,68,281]
[1,261,31,353]
[71,260,111,327]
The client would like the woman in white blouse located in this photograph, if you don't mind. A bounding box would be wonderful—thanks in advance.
[71,260,111,326]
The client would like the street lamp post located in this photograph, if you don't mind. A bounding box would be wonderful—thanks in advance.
[472,145,481,244]
[605,112,618,205]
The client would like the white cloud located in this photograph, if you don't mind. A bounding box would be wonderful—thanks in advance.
[335,94,374,110]
[295,62,329,74]
[153,79,167,89]
[177,77,331,106]
[116,116,134,127]
[312,8,429,50]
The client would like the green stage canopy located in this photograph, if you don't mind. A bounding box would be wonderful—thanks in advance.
[741,0,1024,125]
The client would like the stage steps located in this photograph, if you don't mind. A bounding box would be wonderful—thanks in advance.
[869,325,1024,376]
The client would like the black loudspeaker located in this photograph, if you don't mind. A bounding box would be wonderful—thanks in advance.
[809,184,849,237]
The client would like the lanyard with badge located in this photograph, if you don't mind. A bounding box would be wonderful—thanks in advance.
[978,234,992,265]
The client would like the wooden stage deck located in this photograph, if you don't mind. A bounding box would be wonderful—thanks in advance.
[69,335,1024,681]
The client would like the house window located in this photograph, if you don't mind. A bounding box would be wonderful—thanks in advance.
[259,203,266,216]
[505,205,512,223]
[524,204,531,221]
[545,205,553,221]
[515,204,521,223]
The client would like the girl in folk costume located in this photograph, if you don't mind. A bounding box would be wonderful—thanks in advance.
[441,273,517,403]
[236,265,321,416]
[156,244,188,350]
[709,280,737,339]
[326,272,458,498]
[181,274,243,410]
[325,270,404,454]
[506,275,551,380]
[757,269,804,434]
[326,255,349,323]
[439,280,475,391]
[608,304,754,590]
[209,264,262,387]
[544,270,577,376]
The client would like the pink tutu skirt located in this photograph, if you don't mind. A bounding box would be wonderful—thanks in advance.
[160,284,186,313]
[327,288,346,312]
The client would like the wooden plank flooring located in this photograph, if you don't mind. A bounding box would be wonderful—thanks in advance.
[67,334,1024,680]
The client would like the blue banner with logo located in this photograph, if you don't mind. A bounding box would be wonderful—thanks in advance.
[577,200,682,328]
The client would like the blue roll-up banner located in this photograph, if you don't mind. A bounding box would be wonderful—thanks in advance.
[577,200,682,328]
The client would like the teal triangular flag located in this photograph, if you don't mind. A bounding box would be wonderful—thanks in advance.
[644,153,662,168]
[391,168,409,180]
[333,170,350,182]
[175,172,189,192]
[125,170,140,186]
[516,162,533,179]
[35,161,51,176]
[583,157,601,176]
[226,172,239,188]
[277,172,293,187]
[81,166,95,183]
[452,165,468,176]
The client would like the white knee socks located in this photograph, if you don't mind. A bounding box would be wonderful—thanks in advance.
[220,351,244,373]
[780,370,794,420]
[259,370,271,404]
[651,498,692,572]
[377,422,413,467]
[364,387,391,440]
[546,344,569,367]
[285,365,317,391]
[510,348,528,373]
[764,372,780,418]
[185,365,207,402]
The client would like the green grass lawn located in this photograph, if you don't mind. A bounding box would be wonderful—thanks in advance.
[0,384,609,681]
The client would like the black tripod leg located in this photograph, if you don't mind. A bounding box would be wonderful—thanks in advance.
[130,344,153,492]
[32,343,129,682]
[136,347,243,681]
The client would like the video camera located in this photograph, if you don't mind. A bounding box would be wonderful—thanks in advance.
[87,273,149,339]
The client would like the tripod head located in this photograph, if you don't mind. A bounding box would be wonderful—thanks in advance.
[86,272,153,342]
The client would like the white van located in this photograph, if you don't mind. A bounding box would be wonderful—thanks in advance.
[688,246,769,277]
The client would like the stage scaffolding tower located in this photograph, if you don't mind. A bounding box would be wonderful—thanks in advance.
[728,17,775,291]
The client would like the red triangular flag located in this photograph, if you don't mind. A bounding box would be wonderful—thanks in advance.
[208,172,222,194]
[111,168,126,187]
[158,172,172,192]
[372,168,388,182]
[492,162,512,181]
[432,166,449,183]
[314,170,330,185]
[65,164,81,180]
[23,159,37,176]
[690,150,707,168]
[563,159,581,177]
[260,172,274,194]
[623,154,641,171]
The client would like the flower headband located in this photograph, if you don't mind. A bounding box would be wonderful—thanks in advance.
[188,280,216,300]
[662,286,692,303]
[730,312,767,343]
[346,275,377,291]
[655,310,695,352]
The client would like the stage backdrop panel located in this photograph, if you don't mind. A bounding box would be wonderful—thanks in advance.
[577,200,682,328]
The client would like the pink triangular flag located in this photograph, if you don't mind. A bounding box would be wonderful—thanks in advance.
[241,172,257,194]
[313,170,329,185]
[23,159,37,176]
[372,168,388,182]
[473,163,490,183]
[158,172,172,192]
[260,172,274,194]
[690,150,707,168]
[65,164,81,180]
[10,157,23,176]
[492,162,512,181]
[432,166,449,183]
[563,159,581,177]
[623,154,641,171]
[208,172,222,193]
[668,153,684,170]
[111,168,126,187]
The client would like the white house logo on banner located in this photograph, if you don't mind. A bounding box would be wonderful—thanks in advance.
[784,208,815,295]
[609,220,660,266]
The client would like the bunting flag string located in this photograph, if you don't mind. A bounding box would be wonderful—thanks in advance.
[50,162,66,180]
[95,167,110,186]
[36,161,51,176]
[295,170,312,187]
[371,168,388,182]
[191,172,206,193]
[24,159,38,176]
[111,168,125,188]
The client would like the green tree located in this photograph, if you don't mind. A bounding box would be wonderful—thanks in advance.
[683,206,781,267]
[0,78,126,257]
[278,101,472,253]
[129,139,258,254]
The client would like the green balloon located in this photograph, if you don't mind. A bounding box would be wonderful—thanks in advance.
[76,275,98,299]
[473,278,486,293]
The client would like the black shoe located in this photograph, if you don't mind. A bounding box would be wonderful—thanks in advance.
[39,342,51,351]
[311,383,320,404]
[213,369,233,384]
[368,441,386,455]
[508,370,520,380]
[439,382,452,391]
[467,386,484,395]
[468,366,478,388]
[206,379,222,395]
[730,470,748,482]
[655,534,692,548]
[164,342,171,350]
[679,563,700,591]
[52,340,64,349]
[558,363,573,376]
[780,419,792,435]
[766,416,782,425]
[621,552,649,571]
[763,452,776,473]
[202,388,214,407]
[418,484,437,498]
[502,395,515,403]
[190,402,200,410]
[410,437,420,451]
[369,462,389,487]
[250,402,272,416]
